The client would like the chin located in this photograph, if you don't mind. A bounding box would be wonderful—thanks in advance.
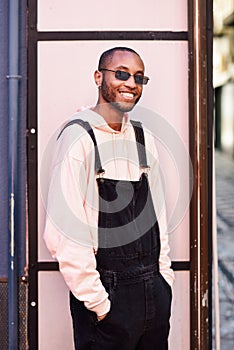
[112,101,136,113]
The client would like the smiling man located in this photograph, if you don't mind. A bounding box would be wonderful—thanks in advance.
[44,47,174,350]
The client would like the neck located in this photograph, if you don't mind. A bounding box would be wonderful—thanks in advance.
[92,102,124,132]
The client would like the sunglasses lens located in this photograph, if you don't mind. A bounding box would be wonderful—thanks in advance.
[115,71,130,81]
[134,75,144,85]
[135,76,149,85]
[114,70,149,85]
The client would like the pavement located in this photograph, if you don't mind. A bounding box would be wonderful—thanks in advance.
[213,150,234,350]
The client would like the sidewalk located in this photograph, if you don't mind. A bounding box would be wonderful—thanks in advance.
[214,150,234,350]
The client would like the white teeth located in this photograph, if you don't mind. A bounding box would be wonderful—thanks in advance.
[120,92,134,99]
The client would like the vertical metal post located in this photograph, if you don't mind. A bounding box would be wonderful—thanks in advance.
[27,1,39,348]
[188,0,213,348]
[206,2,214,348]
[7,0,21,348]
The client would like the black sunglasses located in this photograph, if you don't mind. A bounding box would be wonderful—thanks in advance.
[99,68,149,85]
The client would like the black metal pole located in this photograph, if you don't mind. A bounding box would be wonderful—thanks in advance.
[7,0,21,348]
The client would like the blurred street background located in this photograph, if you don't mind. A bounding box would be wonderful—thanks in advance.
[214,151,234,349]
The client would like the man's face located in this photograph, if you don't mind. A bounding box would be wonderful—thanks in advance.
[99,51,145,113]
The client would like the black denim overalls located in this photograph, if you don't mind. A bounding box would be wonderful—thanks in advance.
[61,119,172,350]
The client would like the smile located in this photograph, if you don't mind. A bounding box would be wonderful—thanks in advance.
[120,92,135,99]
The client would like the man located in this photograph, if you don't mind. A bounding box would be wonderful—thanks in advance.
[44,47,174,349]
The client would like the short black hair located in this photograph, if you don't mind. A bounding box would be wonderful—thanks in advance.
[98,47,141,70]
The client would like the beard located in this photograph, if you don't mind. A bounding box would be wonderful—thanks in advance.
[100,79,141,113]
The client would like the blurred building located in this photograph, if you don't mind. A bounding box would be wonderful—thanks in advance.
[214,0,234,158]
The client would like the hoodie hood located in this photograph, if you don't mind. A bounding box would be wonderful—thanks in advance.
[69,106,130,134]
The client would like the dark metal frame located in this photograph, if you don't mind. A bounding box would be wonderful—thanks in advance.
[188,0,213,349]
[27,0,213,348]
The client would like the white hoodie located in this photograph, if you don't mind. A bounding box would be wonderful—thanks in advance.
[43,108,174,317]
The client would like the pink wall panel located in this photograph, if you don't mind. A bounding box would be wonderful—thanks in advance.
[38,39,190,350]
[38,0,187,31]
[38,41,189,262]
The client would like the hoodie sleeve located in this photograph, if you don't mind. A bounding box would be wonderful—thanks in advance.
[43,130,110,316]
[146,133,175,287]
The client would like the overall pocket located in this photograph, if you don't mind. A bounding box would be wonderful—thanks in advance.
[159,273,172,297]
[93,279,116,326]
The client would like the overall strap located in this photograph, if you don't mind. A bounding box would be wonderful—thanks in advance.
[130,120,150,170]
[57,119,105,175]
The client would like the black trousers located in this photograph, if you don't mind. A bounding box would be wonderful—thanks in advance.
[70,267,172,350]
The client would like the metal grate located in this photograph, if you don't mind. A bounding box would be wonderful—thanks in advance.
[0,280,8,350]
[0,279,28,349]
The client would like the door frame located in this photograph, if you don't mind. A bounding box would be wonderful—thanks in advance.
[27,1,213,348]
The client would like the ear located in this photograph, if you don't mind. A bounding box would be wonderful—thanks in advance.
[94,70,102,87]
